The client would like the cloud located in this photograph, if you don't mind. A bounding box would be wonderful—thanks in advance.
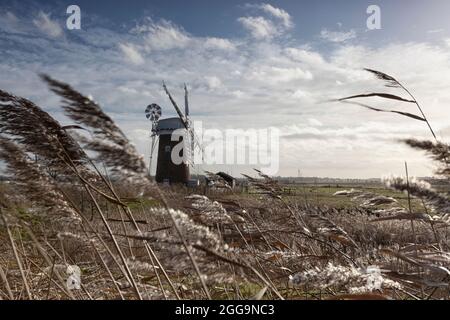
[0,11,22,33]
[258,3,293,29]
[308,118,323,127]
[204,76,223,90]
[32,11,63,38]
[280,123,409,141]
[1,11,18,24]
[238,16,277,39]
[285,48,325,66]
[133,19,191,51]
[204,37,236,51]
[320,28,356,43]
[427,29,444,34]
[238,3,292,40]
[118,43,144,65]
[130,20,236,55]
[248,66,313,82]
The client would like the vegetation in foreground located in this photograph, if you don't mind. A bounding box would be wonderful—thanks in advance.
[0,70,449,300]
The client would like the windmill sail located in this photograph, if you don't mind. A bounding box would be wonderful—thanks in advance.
[161,81,204,167]
[184,83,194,164]
[184,83,189,117]
[162,81,188,129]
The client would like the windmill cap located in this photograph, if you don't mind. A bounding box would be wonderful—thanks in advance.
[155,117,186,134]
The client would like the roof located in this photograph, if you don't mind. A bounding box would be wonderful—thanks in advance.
[216,172,235,182]
[155,117,186,134]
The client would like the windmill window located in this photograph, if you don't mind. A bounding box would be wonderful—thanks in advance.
[165,146,171,153]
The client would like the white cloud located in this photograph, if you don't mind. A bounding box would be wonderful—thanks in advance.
[238,16,277,39]
[32,11,63,38]
[0,11,21,33]
[238,4,292,40]
[204,76,223,90]
[2,11,18,24]
[118,43,144,65]
[258,3,293,29]
[320,28,356,42]
[204,37,236,51]
[308,118,323,126]
[132,20,236,54]
[249,66,313,83]
[133,19,191,51]
[285,48,325,66]
[427,29,444,34]
[291,89,315,104]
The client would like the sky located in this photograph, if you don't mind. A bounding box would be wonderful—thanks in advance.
[0,0,450,178]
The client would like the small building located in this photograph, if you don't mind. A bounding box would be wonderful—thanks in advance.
[215,172,236,188]
[187,179,200,188]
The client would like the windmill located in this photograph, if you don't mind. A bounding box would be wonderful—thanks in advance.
[144,103,161,175]
[145,82,202,184]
